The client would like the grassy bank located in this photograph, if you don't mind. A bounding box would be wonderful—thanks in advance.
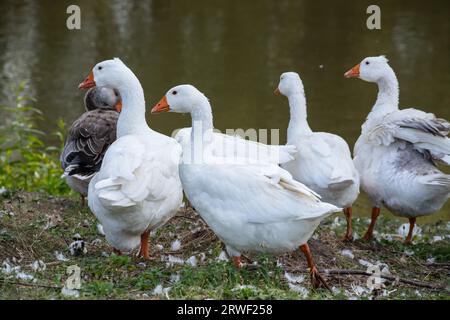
[0,191,448,300]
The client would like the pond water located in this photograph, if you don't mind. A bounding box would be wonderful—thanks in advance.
[0,0,448,223]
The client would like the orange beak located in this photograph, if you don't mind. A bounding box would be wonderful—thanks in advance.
[115,100,122,113]
[78,71,96,89]
[151,95,170,114]
[274,87,281,96]
[344,63,360,78]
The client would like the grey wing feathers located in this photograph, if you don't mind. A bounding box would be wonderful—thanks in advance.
[61,109,118,177]
[396,112,450,137]
[392,110,450,166]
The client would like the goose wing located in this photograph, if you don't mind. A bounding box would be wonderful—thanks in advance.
[61,110,118,177]
[91,134,182,210]
[366,108,450,164]
[183,160,340,225]
[297,133,358,189]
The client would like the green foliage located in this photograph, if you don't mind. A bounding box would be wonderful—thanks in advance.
[0,82,70,195]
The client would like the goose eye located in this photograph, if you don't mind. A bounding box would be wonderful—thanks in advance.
[365,61,370,65]
[172,90,177,95]
[98,66,103,70]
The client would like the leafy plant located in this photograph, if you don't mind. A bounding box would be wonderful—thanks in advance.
[0,81,70,195]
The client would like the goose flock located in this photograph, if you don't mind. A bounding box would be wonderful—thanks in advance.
[61,56,450,288]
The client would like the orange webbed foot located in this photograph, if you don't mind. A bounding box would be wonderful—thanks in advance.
[309,266,330,291]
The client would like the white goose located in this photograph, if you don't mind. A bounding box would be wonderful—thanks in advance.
[151,85,341,288]
[275,72,360,241]
[78,58,183,258]
[345,56,450,243]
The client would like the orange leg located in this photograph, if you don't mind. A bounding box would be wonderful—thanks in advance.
[138,230,151,260]
[342,207,353,241]
[363,207,381,241]
[299,244,330,290]
[232,256,243,268]
[405,217,416,244]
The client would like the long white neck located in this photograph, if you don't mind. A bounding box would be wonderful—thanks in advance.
[116,73,150,137]
[368,67,399,119]
[189,96,214,162]
[190,96,214,140]
[286,92,312,142]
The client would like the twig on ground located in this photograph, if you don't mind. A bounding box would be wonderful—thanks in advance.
[0,278,60,289]
[426,262,450,268]
[285,267,447,291]
[325,269,445,290]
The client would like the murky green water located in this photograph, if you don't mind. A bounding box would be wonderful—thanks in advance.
[0,0,449,223]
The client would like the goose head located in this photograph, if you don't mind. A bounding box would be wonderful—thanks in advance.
[275,72,305,97]
[84,87,122,112]
[344,55,392,83]
[151,84,209,115]
[79,58,137,93]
